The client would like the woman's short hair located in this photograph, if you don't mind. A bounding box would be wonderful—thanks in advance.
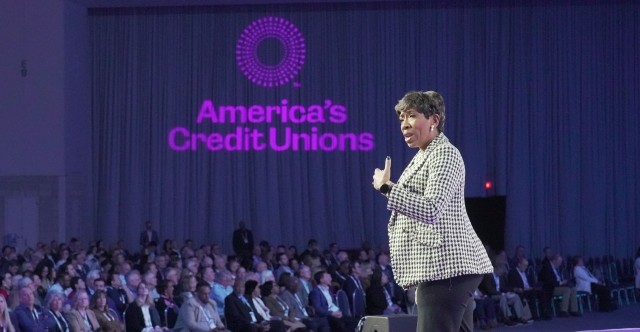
[72,290,89,309]
[394,91,446,132]
[44,291,66,308]
[260,281,274,297]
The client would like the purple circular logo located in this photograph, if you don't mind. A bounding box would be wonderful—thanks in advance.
[236,17,306,87]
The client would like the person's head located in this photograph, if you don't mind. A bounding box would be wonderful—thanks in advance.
[349,262,361,277]
[573,256,584,266]
[164,268,179,284]
[157,279,175,298]
[125,270,141,289]
[236,266,247,281]
[201,266,216,283]
[369,269,384,288]
[376,252,390,266]
[179,274,197,293]
[232,279,245,295]
[259,270,275,284]
[515,245,525,257]
[1,273,12,289]
[90,290,108,310]
[244,280,260,298]
[298,265,311,281]
[314,271,331,286]
[195,282,212,304]
[145,220,152,230]
[19,286,35,307]
[358,250,368,262]
[93,278,106,292]
[338,260,350,275]
[260,281,276,297]
[284,276,300,293]
[45,291,66,312]
[277,253,289,267]
[395,91,445,149]
[73,290,90,310]
[143,271,157,288]
[136,282,154,306]
[336,251,348,263]
[517,258,529,272]
[70,276,86,291]
[543,247,554,259]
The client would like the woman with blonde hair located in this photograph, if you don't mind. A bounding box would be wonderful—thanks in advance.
[0,295,16,332]
[124,282,164,332]
[67,290,100,332]
[90,290,123,332]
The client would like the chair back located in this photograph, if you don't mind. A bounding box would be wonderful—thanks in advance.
[335,289,352,317]
[351,288,365,318]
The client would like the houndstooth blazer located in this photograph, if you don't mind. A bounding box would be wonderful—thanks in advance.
[386,133,493,289]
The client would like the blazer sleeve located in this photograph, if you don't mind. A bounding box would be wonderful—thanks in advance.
[180,302,210,332]
[308,288,329,318]
[574,266,598,283]
[508,269,524,289]
[387,144,464,224]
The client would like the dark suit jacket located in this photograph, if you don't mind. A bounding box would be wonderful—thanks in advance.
[232,229,254,255]
[308,287,334,318]
[538,261,562,290]
[479,273,512,296]
[508,268,533,290]
[224,293,261,332]
[124,301,161,332]
[365,286,388,315]
[139,230,159,247]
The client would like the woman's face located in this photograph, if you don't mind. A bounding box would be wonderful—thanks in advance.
[41,266,49,278]
[2,273,11,288]
[0,295,6,312]
[252,286,261,297]
[96,295,107,309]
[76,293,90,310]
[189,276,197,291]
[50,296,63,311]
[399,108,437,150]
[138,283,149,298]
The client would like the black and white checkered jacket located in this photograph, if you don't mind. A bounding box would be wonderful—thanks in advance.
[386,133,493,289]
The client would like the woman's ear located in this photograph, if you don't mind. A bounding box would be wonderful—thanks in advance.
[431,114,440,128]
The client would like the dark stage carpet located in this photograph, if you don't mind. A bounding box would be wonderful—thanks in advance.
[484,303,640,332]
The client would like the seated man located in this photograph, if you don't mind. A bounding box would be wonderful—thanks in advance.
[14,286,56,332]
[479,266,531,325]
[538,254,580,317]
[224,279,269,332]
[573,256,615,312]
[280,276,330,332]
[508,257,546,318]
[308,271,358,332]
[174,281,228,331]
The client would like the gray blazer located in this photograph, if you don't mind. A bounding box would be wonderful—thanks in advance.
[386,133,493,288]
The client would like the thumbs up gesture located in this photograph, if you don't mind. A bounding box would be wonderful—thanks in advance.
[372,156,391,190]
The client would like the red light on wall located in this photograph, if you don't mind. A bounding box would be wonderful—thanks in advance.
[485,181,493,190]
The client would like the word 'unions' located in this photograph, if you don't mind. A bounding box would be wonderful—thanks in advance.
[196,99,347,124]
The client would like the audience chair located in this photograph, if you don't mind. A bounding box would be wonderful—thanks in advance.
[336,289,352,317]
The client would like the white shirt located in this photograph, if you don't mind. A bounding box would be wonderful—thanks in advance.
[318,285,339,312]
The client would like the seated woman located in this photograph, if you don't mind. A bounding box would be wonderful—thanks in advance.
[67,290,100,332]
[365,269,402,315]
[0,295,18,332]
[260,281,307,332]
[124,282,165,332]
[91,290,124,332]
[44,291,70,332]
[244,280,286,332]
[153,280,179,329]
[573,256,614,312]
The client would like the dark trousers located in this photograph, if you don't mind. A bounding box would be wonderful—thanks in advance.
[416,274,483,332]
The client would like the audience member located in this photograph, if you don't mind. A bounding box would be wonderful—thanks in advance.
[90,290,124,332]
[244,280,286,332]
[508,257,546,319]
[479,266,531,325]
[124,282,164,332]
[473,289,498,330]
[573,256,614,312]
[154,280,179,329]
[14,286,54,331]
[308,271,358,332]
[260,281,307,332]
[539,254,580,317]
[0,295,17,332]
[224,279,270,332]
[66,290,101,332]
[174,281,228,331]
[365,269,402,315]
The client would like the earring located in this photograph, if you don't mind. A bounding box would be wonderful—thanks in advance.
[430,125,434,132]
